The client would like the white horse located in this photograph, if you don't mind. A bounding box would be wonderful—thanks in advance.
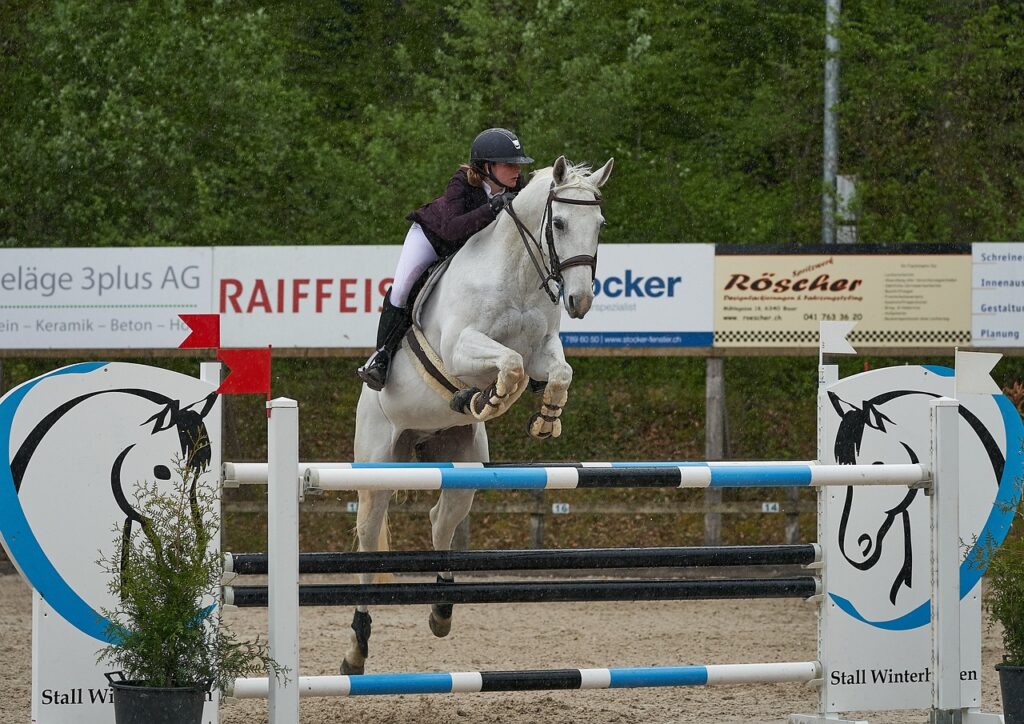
[343,156,613,675]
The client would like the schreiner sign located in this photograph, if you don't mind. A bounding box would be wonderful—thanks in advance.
[972,242,1024,347]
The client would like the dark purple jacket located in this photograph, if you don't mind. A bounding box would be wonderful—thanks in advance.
[406,167,526,257]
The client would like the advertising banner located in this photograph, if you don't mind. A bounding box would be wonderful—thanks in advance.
[7,243,1019,353]
[0,248,212,349]
[212,244,714,349]
[972,242,1024,347]
[559,243,714,347]
[213,245,398,349]
[714,246,971,349]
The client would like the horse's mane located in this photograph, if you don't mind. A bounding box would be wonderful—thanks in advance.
[528,160,602,196]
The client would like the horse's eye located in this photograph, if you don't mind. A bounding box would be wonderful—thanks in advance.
[154,465,171,481]
[553,218,565,231]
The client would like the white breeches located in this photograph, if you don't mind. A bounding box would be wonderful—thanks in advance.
[390,223,439,308]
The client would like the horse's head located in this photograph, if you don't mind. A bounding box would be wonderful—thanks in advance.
[509,156,613,318]
[548,156,613,318]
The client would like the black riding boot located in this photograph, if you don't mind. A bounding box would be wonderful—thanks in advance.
[357,291,412,391]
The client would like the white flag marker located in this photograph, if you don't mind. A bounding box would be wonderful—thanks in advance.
[819,321,857,356]
[955,349,1001,396]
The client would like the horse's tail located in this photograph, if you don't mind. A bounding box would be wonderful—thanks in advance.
[375,508,393,583]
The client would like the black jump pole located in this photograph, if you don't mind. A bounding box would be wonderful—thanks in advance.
[226,576,819,608]
[226,544,818,576]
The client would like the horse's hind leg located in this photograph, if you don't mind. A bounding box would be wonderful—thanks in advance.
[427,488,475,637]
[420,423,488,637]
[340,488,391,676]
[342,391,411,675]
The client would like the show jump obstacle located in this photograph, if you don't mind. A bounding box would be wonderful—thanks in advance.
[1,327,1021,724]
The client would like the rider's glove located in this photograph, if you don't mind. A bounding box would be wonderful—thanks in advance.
[489,190,517,214]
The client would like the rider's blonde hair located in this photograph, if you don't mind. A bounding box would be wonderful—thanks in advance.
[461,163,484,188]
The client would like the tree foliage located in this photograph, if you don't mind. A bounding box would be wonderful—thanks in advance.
[2,0,1022,247]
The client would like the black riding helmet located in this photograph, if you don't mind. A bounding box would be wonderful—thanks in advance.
[470,128,534,165]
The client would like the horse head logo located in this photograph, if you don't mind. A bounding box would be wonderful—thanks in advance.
[0,363,219,642]
[825,365,1020,630]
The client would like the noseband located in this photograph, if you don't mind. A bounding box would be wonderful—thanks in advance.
[505,182,603,305]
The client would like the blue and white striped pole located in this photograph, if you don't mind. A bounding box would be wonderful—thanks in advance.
[231,661,820,699]
[222,460,817,487]
[303,462,927,492]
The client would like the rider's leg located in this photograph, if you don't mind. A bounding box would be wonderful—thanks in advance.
[357,224,436,390]
[390,223,438,308]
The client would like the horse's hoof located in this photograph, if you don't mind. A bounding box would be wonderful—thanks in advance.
[527,412,554,439]
[341,659,364,676]
[429,613,452,638]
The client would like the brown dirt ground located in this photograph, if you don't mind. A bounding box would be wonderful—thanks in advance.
[0,572,1007,724]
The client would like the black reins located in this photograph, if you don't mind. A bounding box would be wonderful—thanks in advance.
[504,182,603,304]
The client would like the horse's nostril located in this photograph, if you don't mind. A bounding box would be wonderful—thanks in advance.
[568,295,576,312]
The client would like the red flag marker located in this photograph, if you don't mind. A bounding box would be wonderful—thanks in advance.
[217,347,271,397]
[179,314,221,349]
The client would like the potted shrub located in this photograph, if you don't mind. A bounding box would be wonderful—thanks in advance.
[97,454,282,724]
[987,524,1024,724]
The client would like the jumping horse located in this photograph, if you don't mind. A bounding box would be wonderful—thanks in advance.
[344,156,613,675]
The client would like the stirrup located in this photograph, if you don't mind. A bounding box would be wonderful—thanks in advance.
[357,350,390,391]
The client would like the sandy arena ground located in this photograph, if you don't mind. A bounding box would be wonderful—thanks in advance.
[0,571,1006,724]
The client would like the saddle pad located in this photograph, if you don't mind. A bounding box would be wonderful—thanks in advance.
[411,254,454,328]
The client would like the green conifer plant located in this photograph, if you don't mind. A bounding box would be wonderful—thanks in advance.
[96,454,283,692]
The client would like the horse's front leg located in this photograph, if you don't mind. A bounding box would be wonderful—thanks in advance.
[525,334,573,439]
[448,328,530,421]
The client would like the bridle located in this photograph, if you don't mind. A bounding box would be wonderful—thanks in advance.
[504,182,603,305]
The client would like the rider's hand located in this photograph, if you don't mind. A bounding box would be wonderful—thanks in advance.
[489,190,517,213]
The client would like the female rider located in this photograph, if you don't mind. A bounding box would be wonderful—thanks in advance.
[357,128,534,390]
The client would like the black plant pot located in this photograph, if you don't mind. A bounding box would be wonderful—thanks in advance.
[998,663,1024,724]
[105,672,209,724]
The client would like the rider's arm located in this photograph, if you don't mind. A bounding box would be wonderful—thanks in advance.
[428,174,498,243]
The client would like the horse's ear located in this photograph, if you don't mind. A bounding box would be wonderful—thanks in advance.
[590,158,614,188]
[552,156,568,185]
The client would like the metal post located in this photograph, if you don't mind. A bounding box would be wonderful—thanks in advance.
[785,487,801,544]
[822,0,841,244]
[930,398,961,724]
[816,362,839,718]
[704,358,726,546]
[529,489,545,548]
[267,398,300,724]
